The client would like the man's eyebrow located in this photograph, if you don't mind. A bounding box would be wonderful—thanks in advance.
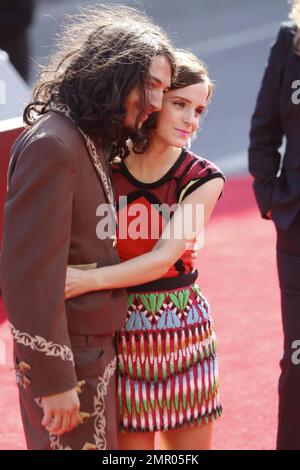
[147,75,170,88]
[147,74,162,84]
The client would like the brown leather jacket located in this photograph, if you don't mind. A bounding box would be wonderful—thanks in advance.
[0,111,127,398]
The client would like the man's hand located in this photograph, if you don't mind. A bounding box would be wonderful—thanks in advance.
[41,387,80,435]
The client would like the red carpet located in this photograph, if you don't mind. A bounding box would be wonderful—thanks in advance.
[0,175,282,450]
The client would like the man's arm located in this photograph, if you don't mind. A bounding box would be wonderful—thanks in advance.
[1,132,79,433]
[248,25,288,218]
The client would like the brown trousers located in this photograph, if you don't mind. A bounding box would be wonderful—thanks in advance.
[17,334,118,450]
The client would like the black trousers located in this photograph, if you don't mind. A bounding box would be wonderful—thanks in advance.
[276,213,300,450]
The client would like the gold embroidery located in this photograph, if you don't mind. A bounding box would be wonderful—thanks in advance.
[76,380,86,395]
[78,411,92,425]
[22,376,31,388]
[82,442,97,450]
[18,361,31,374]
[15,360,32,389]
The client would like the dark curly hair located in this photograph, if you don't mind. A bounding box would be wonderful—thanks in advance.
[23,4,176,158]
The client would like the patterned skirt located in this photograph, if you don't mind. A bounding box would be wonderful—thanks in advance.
[116,283,222,432]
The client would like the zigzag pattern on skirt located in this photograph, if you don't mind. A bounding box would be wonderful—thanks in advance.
[117,284,222,432]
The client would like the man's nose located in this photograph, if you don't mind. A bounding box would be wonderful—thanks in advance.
[149,89,164,112]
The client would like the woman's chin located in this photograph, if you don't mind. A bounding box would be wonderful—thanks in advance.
[154,134,189,148]
[168,138,189,148]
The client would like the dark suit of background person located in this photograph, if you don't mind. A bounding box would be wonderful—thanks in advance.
[0,0,35,82]
[249,21,300,450]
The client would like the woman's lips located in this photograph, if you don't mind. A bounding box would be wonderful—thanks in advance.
[175,128,190,137]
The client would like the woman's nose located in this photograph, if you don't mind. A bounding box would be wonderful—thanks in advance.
[183,111,198,128]
[183,112,193,125]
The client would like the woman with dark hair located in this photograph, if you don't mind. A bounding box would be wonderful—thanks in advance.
[249,0,300,450]
[66,50,225,450]
[1,5,175,450]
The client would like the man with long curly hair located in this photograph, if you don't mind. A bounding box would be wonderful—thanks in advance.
[0,5,175,450]
[249,0,300,449]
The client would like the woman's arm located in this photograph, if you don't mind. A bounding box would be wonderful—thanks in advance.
[65,177,224,298]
